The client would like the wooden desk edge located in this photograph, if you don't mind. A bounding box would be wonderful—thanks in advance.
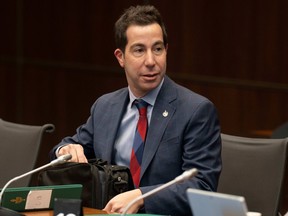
[23,207,107,215]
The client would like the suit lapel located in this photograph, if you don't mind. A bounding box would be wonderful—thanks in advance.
[140,77,177,177]
[101,90,130,163]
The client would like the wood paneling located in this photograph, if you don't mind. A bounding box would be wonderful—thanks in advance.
[153,0,288,83]
[171,74,288,136]
[1,0,287,214]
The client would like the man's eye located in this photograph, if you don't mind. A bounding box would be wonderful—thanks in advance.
[133,48,144,56]
[154,46,164,55]
[135,48,143,53]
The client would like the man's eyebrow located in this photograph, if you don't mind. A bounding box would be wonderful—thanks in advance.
[130,41,164,48]
[153,41,165,46]
[129,43,145,51]
[130,43,145,48]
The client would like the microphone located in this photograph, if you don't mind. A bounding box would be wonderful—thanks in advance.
[0,154,72,215]
[121,168,198,216]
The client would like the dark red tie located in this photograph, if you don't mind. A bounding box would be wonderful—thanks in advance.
[130,99,148,188]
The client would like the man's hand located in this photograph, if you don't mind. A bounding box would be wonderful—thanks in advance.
[58,144,88,163]
[103,189,144,214]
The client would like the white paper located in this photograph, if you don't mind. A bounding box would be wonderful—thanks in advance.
[25,189,52,210]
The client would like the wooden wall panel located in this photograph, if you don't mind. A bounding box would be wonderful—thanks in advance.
[19,66,126,136]
[1,0,288,213]
[0,65,18,121]
[153,0,288,83]
[22,0,145,65]
[172,75,288,136]
[0,1,17,58]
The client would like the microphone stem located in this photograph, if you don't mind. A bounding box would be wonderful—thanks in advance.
[121,178,179,216]
[0,161,58,205]
[121,168,198,216]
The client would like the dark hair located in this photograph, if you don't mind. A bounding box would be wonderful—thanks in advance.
[114,5,168,52]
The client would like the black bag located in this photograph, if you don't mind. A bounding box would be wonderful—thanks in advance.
[37,159,134,209]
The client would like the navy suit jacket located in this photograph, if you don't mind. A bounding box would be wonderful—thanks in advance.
[50,76,222,216]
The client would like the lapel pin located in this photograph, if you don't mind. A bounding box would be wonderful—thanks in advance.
[162,110,168,117]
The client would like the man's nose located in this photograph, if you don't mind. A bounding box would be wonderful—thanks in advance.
[144,50,156,66]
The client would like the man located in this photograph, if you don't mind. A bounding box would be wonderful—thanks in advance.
[50,5,221,216]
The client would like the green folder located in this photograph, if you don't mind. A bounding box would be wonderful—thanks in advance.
[0,184,82,211]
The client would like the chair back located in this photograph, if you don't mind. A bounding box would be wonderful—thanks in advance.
[271,122,288,138]
[0,119,55,187]
[218,133,288,216]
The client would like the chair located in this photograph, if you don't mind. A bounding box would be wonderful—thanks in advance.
[0,118,55,187]
[271,122,288,138]
[218,133,288,216]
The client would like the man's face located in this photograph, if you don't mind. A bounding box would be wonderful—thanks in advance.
[114,23,167,98]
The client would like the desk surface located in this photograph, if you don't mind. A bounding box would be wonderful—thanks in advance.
[23,207,107,215]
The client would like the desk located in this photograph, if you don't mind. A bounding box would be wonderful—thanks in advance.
[23,207,107,215]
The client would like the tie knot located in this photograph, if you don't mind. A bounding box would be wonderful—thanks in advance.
[134,99,148,116]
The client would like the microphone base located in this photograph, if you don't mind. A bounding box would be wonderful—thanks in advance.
[0,206,24,216]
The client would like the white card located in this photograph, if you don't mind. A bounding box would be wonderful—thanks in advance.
[25,189,52,210]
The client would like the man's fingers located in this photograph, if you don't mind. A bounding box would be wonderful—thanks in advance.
[58,144,88,163]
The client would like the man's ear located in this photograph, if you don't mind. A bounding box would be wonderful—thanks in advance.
[114,48,125,68]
